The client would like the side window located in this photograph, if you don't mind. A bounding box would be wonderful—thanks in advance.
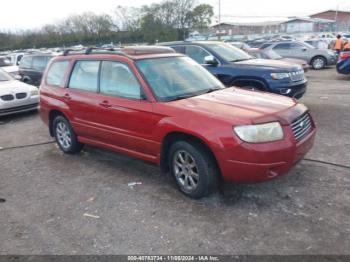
[100,61,141,100]
[185,46,211,64]
[290,43,304,49]
[69,61,100,92]
[32,56,48,71]
[46,61,69,87]
[273,43,292,50]
[19,56,32,69]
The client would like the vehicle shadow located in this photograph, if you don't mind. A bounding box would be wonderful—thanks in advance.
[66,144,309,209]
[0,110,38,125]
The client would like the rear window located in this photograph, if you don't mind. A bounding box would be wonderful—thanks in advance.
[46,61,69,86]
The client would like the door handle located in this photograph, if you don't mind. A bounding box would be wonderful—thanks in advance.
[99,101,112,108]
[63,93,71,101]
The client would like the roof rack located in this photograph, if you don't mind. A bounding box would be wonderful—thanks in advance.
[62,47,126,57]
[61,46,175,57]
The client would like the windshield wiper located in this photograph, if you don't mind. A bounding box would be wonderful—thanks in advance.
[169,88,221,101]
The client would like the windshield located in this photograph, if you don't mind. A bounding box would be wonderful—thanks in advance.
[204,43,253,62]
[136,56,225,102]
[0,69,12,81]
[264,49,283,60]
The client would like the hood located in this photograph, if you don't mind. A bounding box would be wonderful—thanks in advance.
[168,88,304,125]
[233,58,301,71]
[0,80,37,95]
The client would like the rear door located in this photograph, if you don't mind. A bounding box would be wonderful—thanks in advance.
[272,43,293,58]
[65,60,102,140]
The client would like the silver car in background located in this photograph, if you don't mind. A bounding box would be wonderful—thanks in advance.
[261,41,337,69]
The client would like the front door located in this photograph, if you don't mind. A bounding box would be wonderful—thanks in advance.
[94,61,159,158]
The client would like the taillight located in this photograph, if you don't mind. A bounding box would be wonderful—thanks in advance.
[339,52,350,60]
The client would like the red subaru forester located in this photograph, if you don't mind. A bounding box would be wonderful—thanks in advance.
[39,46,316,198]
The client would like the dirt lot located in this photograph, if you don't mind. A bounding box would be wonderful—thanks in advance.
[0,68,349,255]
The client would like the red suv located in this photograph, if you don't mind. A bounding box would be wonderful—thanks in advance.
[39,46,316,198]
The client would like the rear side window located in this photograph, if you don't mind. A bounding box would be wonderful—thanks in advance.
[69,61,99,92]
[19,56,32,69]
[46,61,69,86]
[100,61,141,99]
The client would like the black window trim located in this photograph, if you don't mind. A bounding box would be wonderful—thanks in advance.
[67,58,148,101]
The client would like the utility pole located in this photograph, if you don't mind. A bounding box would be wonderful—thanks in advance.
[218,0,222,40]
[334,4,339,33]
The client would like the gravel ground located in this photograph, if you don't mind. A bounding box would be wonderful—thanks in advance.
[0,68,349,255]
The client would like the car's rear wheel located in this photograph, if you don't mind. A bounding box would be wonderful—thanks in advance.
[53,116,83,154]
[169,140,218,199]
[311,56,326,70]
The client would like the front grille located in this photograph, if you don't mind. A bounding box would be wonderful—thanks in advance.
[291,112,312,142]
[1,94,15,101]
[290,70,304,82]
[16,93,27,99]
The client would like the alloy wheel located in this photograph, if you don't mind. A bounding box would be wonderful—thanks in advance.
[56,122,72,150]
[173,150,199,192]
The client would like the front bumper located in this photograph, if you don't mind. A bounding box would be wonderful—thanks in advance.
[269,80,308,99]
[217,125,316,183]
[0,96,39,116]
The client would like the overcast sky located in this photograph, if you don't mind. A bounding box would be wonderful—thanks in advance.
[1,0,350,30]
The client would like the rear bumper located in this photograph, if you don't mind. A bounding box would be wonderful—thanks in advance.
[217,127,316,183]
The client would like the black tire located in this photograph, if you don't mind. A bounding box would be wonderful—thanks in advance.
[234,81,266,91]
[168,140,219,199]
[311,56,326,70]
[53,116,84,154]
[22,77,32,85]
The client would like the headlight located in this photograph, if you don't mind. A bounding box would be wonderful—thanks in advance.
[271,72,290,80]
[30,89,39,96]
[234,122,284,143]
[327,50,335,55]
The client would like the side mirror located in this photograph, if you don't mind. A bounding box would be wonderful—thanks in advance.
[204,55,218,66]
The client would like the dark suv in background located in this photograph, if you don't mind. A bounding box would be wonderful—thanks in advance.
[19,54,54,86]
[161,41,307,99]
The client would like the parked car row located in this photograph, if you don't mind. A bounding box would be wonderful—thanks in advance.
[34,46,317,198]
[161,41,308,98]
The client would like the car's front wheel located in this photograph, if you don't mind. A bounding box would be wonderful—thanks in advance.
[53,116,84,154]
[311,56,326,70]
[169,140,218,199]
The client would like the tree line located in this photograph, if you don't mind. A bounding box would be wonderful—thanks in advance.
[0,0,213,51]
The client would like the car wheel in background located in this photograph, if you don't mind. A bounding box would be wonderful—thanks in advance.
[311,56,326,70]
[53,116,84,154]
[169,140,219,199]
